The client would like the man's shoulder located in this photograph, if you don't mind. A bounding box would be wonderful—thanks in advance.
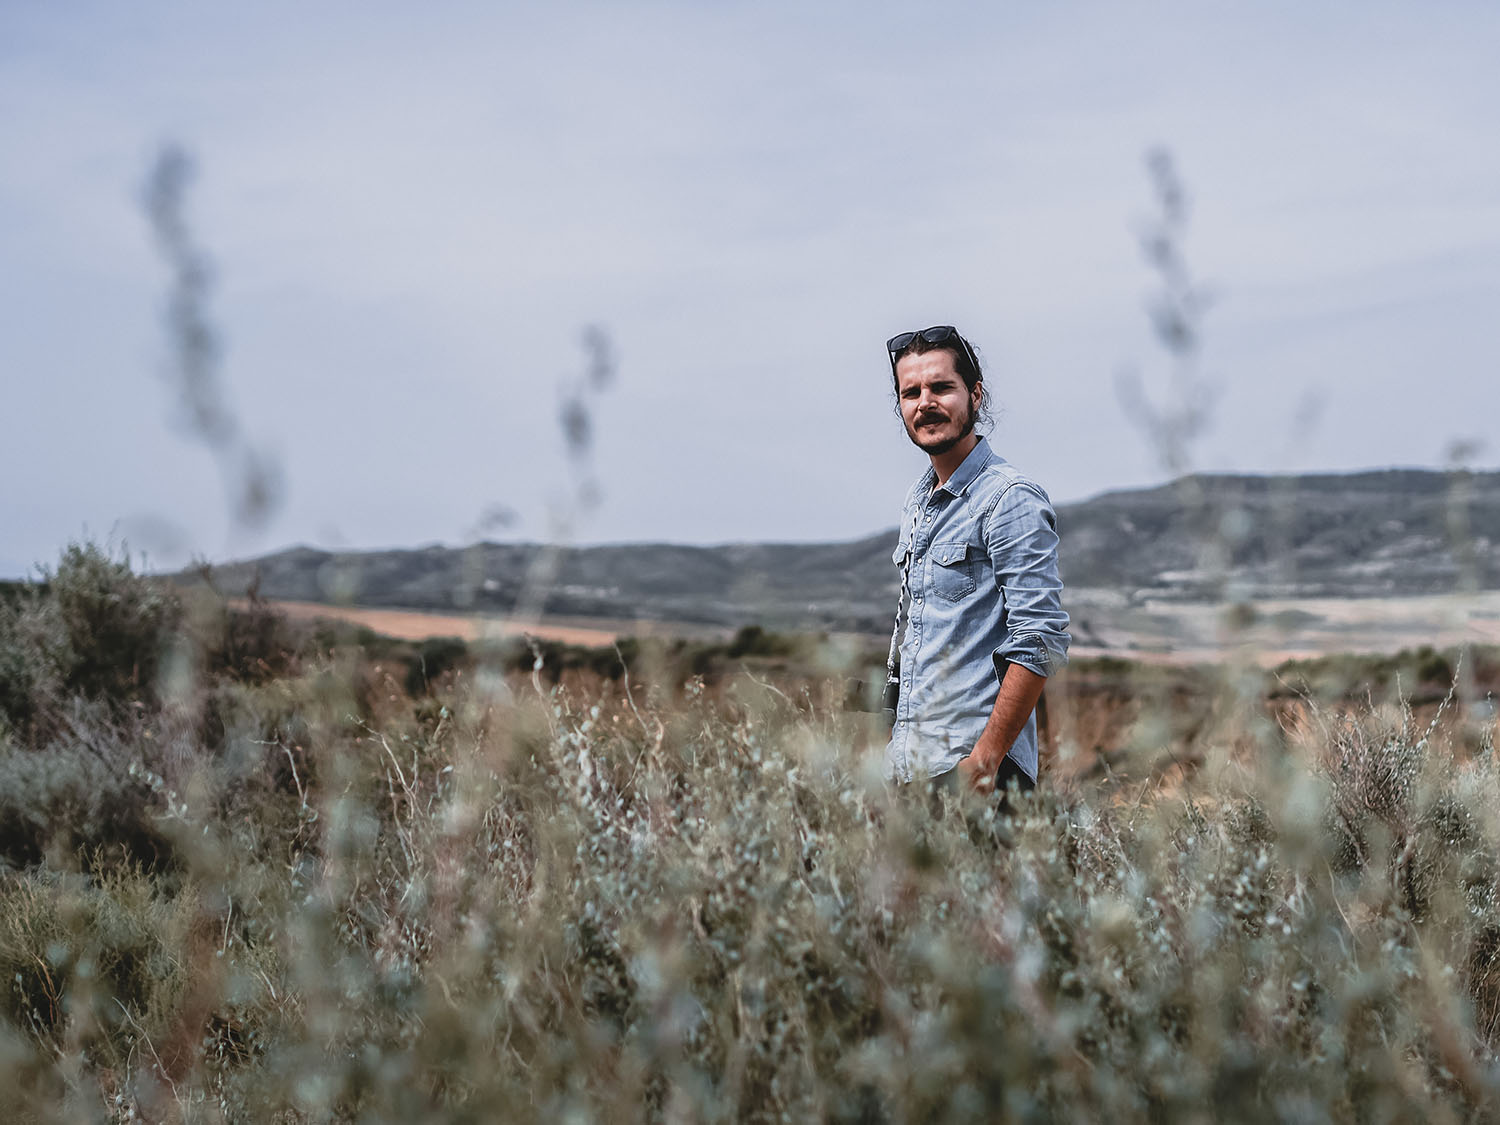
[969,453,1053,512]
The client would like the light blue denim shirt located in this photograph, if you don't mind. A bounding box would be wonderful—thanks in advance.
[885,436,1070,783]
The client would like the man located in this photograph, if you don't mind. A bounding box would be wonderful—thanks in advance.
[883,325,1069,797]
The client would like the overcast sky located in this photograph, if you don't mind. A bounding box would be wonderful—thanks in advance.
[3,1,1497,577]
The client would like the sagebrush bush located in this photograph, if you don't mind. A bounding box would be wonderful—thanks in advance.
[0,543,180,737]
[403,635,469,697]
[189,584,299,687]
[0,711,177,873]
[46,543,180,703]
[0,606,38,738]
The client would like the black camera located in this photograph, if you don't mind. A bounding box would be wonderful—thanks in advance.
[880,661,900,730]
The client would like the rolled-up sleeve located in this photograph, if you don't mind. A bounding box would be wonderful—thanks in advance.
[983,482,1070,679]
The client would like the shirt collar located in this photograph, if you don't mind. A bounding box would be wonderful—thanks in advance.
[931,435,994,498]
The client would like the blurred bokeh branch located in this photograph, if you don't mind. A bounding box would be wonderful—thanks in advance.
[557,323,617,516]
[1115,148,1218,479]
[512,327,618,621]
[143,143,282,539]
[456,326,618,619]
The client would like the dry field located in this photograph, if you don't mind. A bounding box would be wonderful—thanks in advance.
[1058,588,1500,665]
[264,590,1500,666]
[256,599,729,647]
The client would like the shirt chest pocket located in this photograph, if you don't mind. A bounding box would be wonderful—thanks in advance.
[929,540,977,602]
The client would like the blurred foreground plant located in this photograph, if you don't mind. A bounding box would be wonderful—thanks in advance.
[2,548,1500,1121]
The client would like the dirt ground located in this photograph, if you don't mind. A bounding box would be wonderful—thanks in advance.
[258,600,720,647]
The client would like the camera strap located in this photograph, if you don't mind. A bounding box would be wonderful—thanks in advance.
[883,485,932,714]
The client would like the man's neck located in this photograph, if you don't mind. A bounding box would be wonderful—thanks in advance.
[929,433,980,486]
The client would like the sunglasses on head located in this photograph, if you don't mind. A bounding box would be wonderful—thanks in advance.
[886,325,980,375]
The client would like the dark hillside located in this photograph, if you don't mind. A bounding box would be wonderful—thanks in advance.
[188,468,1500,629]
[1061,468,1500,596]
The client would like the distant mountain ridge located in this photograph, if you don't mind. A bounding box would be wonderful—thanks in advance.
[192,468,1500,634]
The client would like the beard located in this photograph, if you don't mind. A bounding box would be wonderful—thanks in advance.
[906,394,977,455]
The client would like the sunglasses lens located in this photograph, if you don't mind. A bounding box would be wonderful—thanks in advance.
[888,326,970,371]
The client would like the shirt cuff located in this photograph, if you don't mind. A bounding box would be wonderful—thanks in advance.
[994,632,1068,679]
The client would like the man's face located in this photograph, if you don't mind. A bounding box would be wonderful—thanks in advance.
[895,349,981,455]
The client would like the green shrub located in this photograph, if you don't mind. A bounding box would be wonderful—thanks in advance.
[0,607,38,738]
[194,589,299,686]
[0,579,41,610]
[726,624,796,659]
[403,635,469,696]
[44,542,180,708]
[0,543,180,737]
[0,718,176,872]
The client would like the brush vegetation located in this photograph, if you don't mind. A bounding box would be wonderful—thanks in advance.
[2,543,1499,1122]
